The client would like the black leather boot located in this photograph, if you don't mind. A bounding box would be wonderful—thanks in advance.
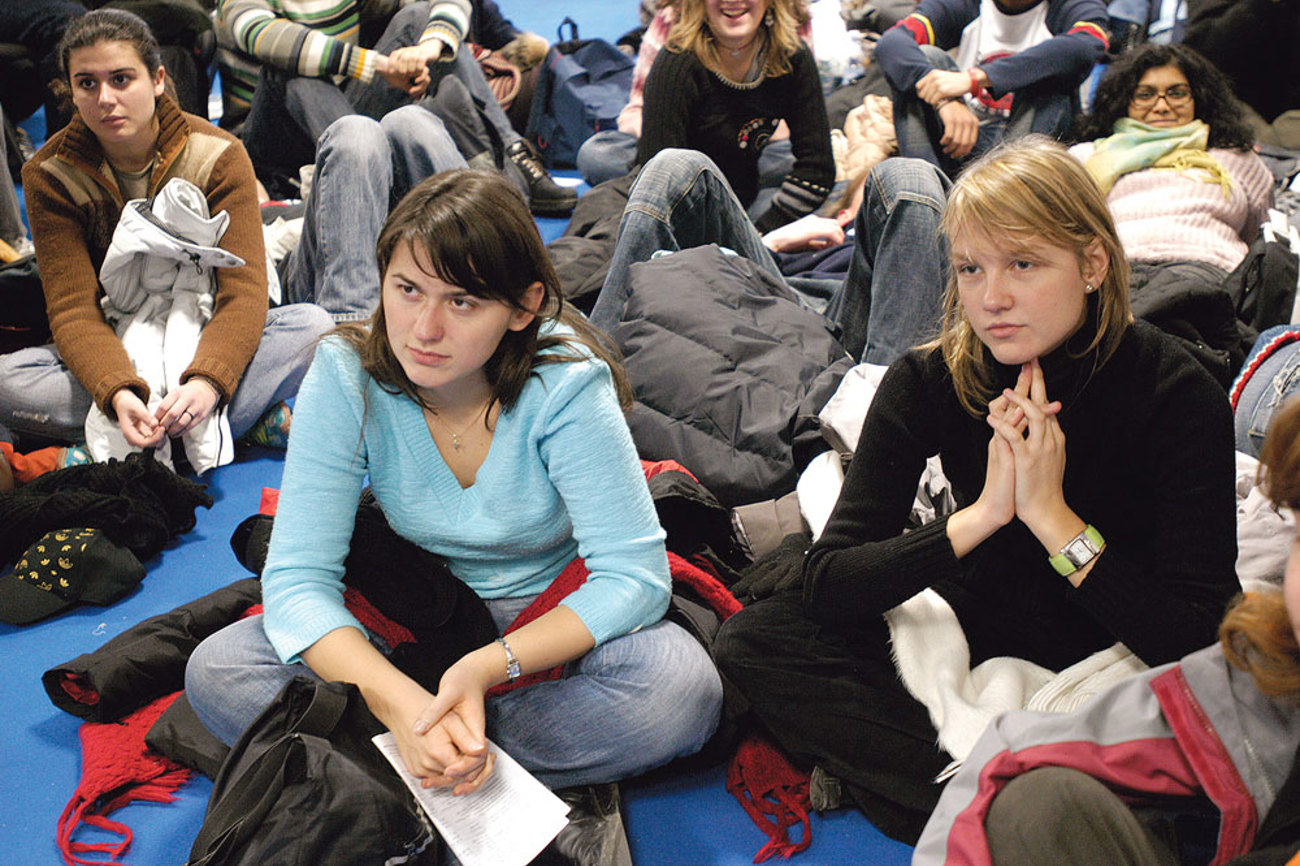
[506,139,578,216]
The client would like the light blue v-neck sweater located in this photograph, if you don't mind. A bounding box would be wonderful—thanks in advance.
[261,336,670,664]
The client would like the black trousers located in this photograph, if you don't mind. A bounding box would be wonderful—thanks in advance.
[713,591,952,844]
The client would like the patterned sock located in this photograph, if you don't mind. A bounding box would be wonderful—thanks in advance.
[55,444,94,470]
[241,402,292,449]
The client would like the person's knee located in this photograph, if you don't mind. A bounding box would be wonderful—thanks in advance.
[319,114,387,162]
[380,105,455,156]
[867,157,948,211]
[268,302,335,340]
[184,630,233,730]
[577,131,636,185]
[986,767,1111,861]
[918,44,957,70]
[630,148,728,213]
[592,623,723,752]
[713,593,800,681]
[641,148,719,185]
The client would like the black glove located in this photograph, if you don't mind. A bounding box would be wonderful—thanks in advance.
[729,531,812,605]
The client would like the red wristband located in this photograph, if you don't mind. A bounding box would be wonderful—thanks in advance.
[969,68,982,96]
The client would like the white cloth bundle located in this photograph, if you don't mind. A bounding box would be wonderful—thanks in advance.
[86,177,245,474]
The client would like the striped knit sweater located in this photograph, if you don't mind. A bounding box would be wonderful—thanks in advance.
[1069,141,1275,274]
[214,0,471,127]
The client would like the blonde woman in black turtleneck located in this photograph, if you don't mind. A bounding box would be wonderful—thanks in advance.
[714,136,1239,844]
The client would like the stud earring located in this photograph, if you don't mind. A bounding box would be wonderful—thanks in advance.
[1085,283,1095,293]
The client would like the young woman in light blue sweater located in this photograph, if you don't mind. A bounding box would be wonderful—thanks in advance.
[186,170,722,855]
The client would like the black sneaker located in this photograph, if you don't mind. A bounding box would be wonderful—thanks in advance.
[544,783,632,866]
[506,139,578,216]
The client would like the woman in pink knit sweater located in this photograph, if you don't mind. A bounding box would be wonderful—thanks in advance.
[1069,42,1273,385]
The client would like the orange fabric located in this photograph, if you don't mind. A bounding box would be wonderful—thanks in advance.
[0,440,63,484]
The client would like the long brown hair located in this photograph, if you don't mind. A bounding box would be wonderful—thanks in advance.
[1221,397,1300,699]
[668,0,809,80]
[334,169,632,421]
[933,136,1133,417]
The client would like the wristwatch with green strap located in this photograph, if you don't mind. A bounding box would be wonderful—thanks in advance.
[1049,525,1105,577]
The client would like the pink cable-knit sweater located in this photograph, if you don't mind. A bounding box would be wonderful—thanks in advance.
[1070,141,1275,274]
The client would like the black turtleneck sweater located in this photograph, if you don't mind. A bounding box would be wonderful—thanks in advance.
[804,320,1238,671]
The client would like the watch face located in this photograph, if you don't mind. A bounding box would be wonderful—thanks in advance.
[1064,535,1100,566]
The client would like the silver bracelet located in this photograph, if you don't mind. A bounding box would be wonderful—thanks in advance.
[497,636,521,682]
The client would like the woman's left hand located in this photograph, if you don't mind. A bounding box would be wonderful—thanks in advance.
[987,359,1069,534]
[155,377,220,437]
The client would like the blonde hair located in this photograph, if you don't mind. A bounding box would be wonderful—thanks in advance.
[933,136,1133,417]
[668,0,809,80]
[1220,397,1300,700]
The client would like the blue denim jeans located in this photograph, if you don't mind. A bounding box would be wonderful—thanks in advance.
[577,129,638,187]
[1233,325,1300,458]
[184,601,723,789]
[589,148,949,364]
[278,106,467,321]
[892,45,1076,176]
[426,46,525,150]
[0,303,333,445]
[576,131,797,215]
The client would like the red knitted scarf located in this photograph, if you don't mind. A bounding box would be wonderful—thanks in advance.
[57,692,192,865]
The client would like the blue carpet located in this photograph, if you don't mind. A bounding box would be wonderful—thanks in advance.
[3,3,915,863]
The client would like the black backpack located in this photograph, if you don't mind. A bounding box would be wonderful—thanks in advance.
[186,677,439,866]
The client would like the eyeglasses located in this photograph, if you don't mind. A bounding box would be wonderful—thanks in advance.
[1130,85,1193,108]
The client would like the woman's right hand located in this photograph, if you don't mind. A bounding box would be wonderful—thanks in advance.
[111,388,163,448]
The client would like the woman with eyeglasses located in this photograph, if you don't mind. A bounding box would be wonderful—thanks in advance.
[1070,42,1273,385]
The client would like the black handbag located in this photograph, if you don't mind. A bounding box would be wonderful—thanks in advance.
[186,676,439,866]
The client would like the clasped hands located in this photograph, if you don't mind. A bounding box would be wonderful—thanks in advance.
[973,358,1070,539]
[390,652,497,796]
[915,69,980,159]
[111,377,220,448]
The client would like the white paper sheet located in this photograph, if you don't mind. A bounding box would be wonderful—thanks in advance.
[372,732,570,866]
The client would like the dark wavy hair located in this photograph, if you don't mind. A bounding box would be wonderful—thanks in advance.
[334,169,632,422]
[1073,43,1254,150]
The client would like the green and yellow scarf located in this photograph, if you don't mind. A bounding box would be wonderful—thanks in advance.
[1085,118,1231,198]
